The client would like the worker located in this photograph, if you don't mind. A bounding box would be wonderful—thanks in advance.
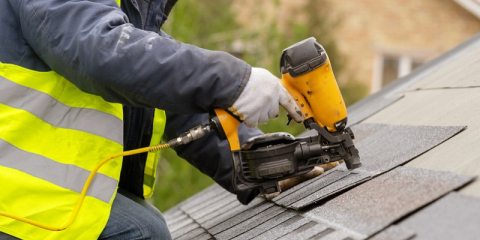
[0,0,318,239]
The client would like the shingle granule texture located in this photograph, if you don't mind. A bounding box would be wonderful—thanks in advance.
[250,215,310,240]
[304,167,473,239]
[272,165,352,207]
[395,192,480,240]
[351,124,465,175]
[369,225,416,240]
[272,123,464,210]
[290,169,372,210]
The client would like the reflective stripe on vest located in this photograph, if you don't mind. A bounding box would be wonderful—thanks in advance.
[0,62,123,240]
[143,109,166,198]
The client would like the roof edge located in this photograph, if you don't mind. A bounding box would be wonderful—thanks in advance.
[347,32,480,120]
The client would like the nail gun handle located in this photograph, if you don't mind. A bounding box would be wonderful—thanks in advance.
[211,108,241,151]
[280,37,348,132]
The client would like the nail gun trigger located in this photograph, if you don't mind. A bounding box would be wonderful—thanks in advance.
[286,114,293,125]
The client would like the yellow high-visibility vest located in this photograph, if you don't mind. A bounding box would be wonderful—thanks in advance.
[0,61,165,239]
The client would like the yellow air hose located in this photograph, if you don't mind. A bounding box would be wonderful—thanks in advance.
[0,142,172,231]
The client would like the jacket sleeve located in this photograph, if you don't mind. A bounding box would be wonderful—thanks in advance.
[164,111,263,204]
[17,0,250,113]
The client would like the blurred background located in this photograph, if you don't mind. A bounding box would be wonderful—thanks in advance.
[151,0,480,211]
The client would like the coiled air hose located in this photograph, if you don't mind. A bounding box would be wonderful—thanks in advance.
[0,124,212,231]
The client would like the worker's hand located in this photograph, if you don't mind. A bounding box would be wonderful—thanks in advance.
[263,162,341,200]
[228,67,304,128]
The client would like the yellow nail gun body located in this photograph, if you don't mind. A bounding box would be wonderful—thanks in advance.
[211,37,361,195]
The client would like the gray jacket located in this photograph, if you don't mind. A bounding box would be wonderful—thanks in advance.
[0,0,261,204]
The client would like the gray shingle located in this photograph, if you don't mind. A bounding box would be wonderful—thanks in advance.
[171,221,200,239]
[276,221,330,240]
[273,166,350,207]
[188,190,237,220]
[231,210,297,240]
[274,123,464,210]
[290,169,372,210]
[193,232,214,240]
[251,215,310,240]
[369,225,416,240]
[165,211,188,228]
[167,214,194,234]
[208,201,274,234]
[353,124,465,175]
[214,205,286,239]
[175,227,208,240]
[164,205,182,219]
[180,184,226,209]
[395,192,480,240]
[315,229,357,240]
[202,197,266,229]
[304,167,473,238]
[350,123,388,144]
[181,188,231,215]
[406,42,480,91]
[307,228,335,239]
[196,200,240,224]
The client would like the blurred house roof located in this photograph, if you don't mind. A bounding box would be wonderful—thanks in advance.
[163,33,480,240]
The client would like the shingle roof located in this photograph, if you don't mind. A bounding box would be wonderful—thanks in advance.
[164,33,480,240]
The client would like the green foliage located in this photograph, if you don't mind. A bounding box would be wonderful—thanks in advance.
[162,0,239,48]
[340,80,370,107]
[153,148,214,212]
[152,0,369,211]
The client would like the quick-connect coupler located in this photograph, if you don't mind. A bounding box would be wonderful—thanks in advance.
[167,124,213,148]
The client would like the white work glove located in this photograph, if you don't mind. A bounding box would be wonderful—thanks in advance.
[228,67,304,128]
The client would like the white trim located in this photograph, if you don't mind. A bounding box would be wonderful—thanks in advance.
[371,54,384,93]
[455,0,480,19]
[398,56,412,78]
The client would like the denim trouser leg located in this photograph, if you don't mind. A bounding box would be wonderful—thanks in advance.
[99,192,172,240]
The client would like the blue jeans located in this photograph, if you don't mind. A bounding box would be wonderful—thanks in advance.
[0,191,171,240]
[99,191,172,240]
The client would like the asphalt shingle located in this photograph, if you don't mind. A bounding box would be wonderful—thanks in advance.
[304,167,473,238]
[213,205,286,239]
[231,210,297,240]
[171,221,200,239]
[167,214,194,234]
[352,124,465,175]
[272,165,351,206]
[202,197,266,230]
[290,169,372,210]
[273,123,464,210]
[276,221,331,240]
[251,215,310,240]
[208,201,274,235]
[394,192,480,240]
[175,227,208,240]
[181,188,231,216]
[369,225,416,240]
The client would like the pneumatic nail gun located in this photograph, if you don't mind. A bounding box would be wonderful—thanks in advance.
[208,37,361,195]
